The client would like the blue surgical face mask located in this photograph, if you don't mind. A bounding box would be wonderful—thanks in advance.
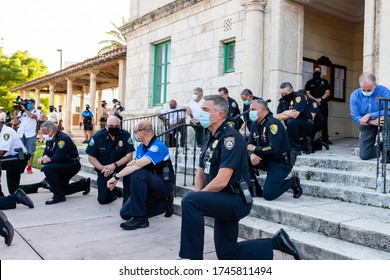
[361,90,374,97]
[249,110,259,122]
[243,100,251,106]
[26,104,33,110]
[199,111,212,128]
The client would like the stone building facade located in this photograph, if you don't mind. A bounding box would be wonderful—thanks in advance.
[121,0,389,140]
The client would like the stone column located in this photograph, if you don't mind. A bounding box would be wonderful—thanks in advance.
[376,1,390,86]
[35,88,40,107]
[65,78,74,134]
[49,83,55,106]
[363,0,376,74]
[97,90,103,128]
[242,0,267,96]
[89,70,99,121]
[118,60,126,103]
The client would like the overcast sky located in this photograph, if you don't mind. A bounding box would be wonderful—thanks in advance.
[0,0,130,72]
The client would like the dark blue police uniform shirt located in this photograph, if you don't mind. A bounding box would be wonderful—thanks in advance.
[43,131,79,163]
[85,129,135,166]
[199,122,250,187]
[277,91,310,122]
[304,78,331,99]
[248,112,291,161]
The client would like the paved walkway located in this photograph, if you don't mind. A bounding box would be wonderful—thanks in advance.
[0,167,289,260]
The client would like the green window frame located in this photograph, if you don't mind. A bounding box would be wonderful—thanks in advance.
[153,41,171,106]
[223,41,235,73]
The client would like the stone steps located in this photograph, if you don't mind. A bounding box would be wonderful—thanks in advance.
[76,138,390,259]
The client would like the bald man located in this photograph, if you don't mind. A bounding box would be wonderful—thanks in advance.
[107,120,175,230]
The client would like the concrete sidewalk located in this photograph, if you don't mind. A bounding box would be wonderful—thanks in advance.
[0,168,289,260]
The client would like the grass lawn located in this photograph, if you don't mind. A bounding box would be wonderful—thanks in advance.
[32,143,46,170]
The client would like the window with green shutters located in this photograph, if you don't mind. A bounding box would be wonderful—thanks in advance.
[224,41,235,73]
[153,41,171,106]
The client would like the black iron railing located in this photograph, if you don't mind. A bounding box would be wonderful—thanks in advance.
[122,109,199,195]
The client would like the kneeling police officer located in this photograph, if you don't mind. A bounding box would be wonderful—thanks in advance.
[38,121,90,205]
[107,120,175,230]
[247,99,302,200]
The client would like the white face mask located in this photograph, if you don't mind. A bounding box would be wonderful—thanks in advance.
[362,90,373,97]
[192,94,198,101]
[43,131,53,141]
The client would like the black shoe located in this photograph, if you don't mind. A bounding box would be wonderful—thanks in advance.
[302,136,312,154]
[82,178,91,195]
[0,211,14,246]
[164,194,174,218]
[255,185,263,197]
[14,188,34,208]
[291,176,302,198]
[41,179,51,190]
[120,217,149,230]
[45,197,66,205]
[292,149,302,156]
[112,187,123,198]
[320,139,329,150]
[273,228,301,260]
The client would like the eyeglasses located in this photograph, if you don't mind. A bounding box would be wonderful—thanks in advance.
[133,129,145,134]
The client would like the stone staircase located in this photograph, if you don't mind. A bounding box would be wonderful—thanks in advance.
[75,138,390,260]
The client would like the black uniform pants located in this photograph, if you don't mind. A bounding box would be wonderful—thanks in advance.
[0,195,17,210]
[43,161,85,199]
[249,160,294,201]
[285,118,312,152]
[0,156,27,195]
[96,171,129,205]
[319,103,329,140]
[179,191,273,260]
[120,169,173,220]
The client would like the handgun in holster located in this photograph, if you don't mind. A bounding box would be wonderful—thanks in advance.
[15,148,25,160]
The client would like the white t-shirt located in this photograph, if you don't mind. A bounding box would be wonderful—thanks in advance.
[161,104,185,126]
[48,111,58,123]
[17,109,39,138]
[0,125,27,156]
[184,98,205,120]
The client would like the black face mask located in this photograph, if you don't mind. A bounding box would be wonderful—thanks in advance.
[108,127,120,137]
[313,71,321,81]
[282,92,294,102]
[102,104,106,108]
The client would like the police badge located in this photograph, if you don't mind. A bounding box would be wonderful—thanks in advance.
[224,137,235,150]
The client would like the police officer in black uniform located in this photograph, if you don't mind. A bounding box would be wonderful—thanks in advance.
[305,65,332,145]
[218,87,243,131]
[247,99,302,200]
[276,82,312,155]
[86,116,135,204]
[38,121,90,205]
[107,120,175,230]
[179,95,301,260]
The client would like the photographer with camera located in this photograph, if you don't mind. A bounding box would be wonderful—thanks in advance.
[12,97,38,174]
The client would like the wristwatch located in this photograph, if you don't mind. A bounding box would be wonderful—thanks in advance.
[112,173,120,180]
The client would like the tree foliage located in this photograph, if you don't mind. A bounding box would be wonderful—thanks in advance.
[98,16,127,55]
[0,48,47,112]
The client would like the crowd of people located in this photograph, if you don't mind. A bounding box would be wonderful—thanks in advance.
[3,69,386,260]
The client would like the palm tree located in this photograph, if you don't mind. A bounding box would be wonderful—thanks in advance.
[98,17,127,55]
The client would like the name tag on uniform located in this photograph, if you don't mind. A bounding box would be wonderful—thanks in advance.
[204,161,211,174]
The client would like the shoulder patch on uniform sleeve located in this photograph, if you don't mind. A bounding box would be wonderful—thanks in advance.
[224,137,235,150]
[58,140,65,149]
[270,124,278,135]
[232,102,237,108]
[89,138,94,146]
[313,102,318,109]
[3,133,10,141]
[295,96,301,103]
[128,137,133,144]
[150,145,159,152]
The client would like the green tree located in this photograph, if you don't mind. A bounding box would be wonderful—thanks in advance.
[98,16,127,55]
[0,48,48,112]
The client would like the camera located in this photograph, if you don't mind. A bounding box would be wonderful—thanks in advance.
[13,96,29,111]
